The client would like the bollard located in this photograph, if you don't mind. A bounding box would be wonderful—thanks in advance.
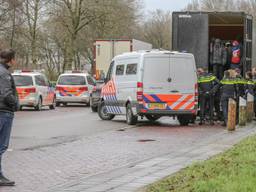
[227,98,236,131]
[239,97,247,126]
[247,93,254,122]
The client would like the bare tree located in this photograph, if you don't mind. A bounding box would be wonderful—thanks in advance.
[141,10,171,50]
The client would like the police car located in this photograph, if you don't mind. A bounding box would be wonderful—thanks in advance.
[12,70,56,111]
[98,50,198,126]
[56,71,96,106]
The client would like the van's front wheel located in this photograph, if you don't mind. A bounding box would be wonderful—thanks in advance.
[126,103,137,125]
[177,115,191,126]
[98,101,115,120]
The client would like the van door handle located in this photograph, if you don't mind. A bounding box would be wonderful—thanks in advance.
[171,90,179,93]
[167,78,172,82]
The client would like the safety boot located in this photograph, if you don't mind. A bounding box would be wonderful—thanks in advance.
[0,175,15,186]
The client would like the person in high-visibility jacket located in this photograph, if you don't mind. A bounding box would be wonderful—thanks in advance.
[220,70,237,126]
[234,68,246,98]
[197,68,220,125]
[245,71,255,97]
[252,68,256,117]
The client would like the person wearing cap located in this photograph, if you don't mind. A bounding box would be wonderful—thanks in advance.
[197,68,220,125]
[0,49,18,186]
[230,40,242,70]
[212,39,227,80]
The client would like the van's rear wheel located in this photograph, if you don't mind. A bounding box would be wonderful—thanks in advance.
[145,115,161,122]
[98,101,115,120]
[126,103,137,125]
[177,115,191,126]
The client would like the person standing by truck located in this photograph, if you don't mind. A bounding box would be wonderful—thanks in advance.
[212,39,227,80]
[252,68,256,118]
[0,49,18,186]
[230,40,242,70]
[197,68,220,125]
[220,70,237,126]
[225,42,232,71]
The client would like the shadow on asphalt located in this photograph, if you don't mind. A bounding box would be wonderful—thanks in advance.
[20,108,51,112]
[112,119,223,129]
[57,104,89,108]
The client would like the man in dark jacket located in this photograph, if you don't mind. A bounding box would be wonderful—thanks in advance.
[220,70,237,126]
[212,39,227,80]
[0,49,18,186]
[198,68,220,125]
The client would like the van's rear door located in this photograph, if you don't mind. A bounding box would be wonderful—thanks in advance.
[170,55,196,111]
[143,55,172,109]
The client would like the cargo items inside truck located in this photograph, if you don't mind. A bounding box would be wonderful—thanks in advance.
[172,12,253,75]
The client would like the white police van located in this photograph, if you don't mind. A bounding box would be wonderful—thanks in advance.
[98,50,198,126]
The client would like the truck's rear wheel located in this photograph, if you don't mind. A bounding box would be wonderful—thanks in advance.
[126,103,137,125]
[145,115,161,122]
[177,115,191,126]
[98,101,115,120]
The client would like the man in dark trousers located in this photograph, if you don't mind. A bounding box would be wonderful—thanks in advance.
[197,68,220,125]
[0,49,18,186]
[220,70,237,126]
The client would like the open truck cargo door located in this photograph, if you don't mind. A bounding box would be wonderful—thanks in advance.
[172,12,253,75]
[244,15,253,73]
[172,13,209,68]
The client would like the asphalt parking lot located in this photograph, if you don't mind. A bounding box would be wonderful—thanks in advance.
[2,106,230,192]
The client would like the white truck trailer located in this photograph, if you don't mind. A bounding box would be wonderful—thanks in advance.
[93,39,152,79]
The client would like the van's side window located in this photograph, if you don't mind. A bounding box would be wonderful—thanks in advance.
[126,64,137,75]
[116,65,125,76]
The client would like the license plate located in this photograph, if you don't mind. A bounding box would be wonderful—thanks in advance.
[148,103,166,110]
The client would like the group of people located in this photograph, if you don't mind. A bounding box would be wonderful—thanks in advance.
[197,38,247,126]
[197,67,256,127]
[210,38,242,80]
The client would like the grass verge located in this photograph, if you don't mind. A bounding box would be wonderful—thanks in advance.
[145,135,256,192]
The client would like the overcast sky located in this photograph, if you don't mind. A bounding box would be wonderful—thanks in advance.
[144,0,191,12]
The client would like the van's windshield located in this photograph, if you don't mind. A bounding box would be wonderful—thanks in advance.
[58,75,86,85]
[13,75,33,87]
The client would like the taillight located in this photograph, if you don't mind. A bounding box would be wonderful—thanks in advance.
[137,82,143,102]
[25,87,36,93]
[79,87,88,91]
